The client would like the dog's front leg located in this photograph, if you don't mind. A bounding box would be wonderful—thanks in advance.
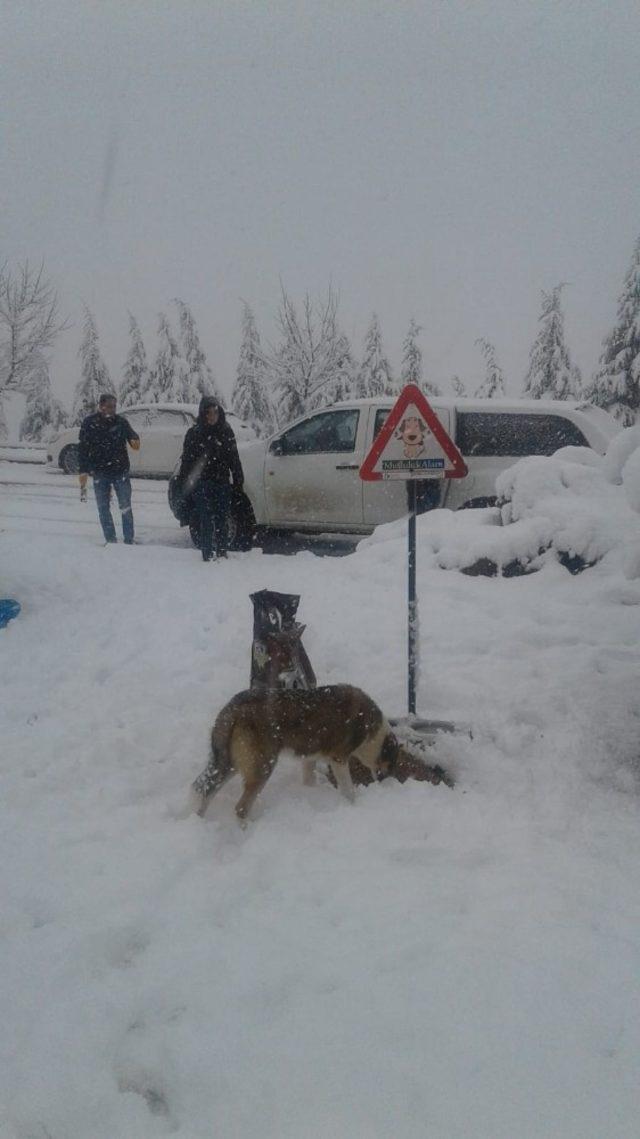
[328,760,355,803]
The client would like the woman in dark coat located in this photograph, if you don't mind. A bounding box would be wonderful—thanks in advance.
[178,397,245,561]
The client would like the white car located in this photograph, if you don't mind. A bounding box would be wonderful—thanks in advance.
[47,402,257,476]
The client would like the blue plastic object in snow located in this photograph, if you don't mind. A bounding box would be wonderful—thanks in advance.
[0,599,21,628]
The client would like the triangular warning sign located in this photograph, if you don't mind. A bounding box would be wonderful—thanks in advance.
[359,384,467,482]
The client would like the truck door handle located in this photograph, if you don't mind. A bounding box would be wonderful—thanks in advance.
[335,462,359,470]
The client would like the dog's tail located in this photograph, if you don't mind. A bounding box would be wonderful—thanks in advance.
[189,699,239,816]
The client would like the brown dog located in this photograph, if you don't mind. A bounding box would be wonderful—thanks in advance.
[190,684,453,822]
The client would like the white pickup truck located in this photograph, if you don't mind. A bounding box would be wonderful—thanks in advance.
[169,395,618,545]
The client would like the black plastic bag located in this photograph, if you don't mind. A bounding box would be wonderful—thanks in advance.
[249,590,316,691]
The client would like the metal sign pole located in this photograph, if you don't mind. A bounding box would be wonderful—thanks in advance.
[407,479,418,716]
[359,384,469,736]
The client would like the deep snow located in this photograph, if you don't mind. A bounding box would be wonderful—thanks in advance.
[1,459,639,1139]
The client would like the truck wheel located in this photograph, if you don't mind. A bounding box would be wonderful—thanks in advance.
[190,509,246,551]
[60,445,80,474]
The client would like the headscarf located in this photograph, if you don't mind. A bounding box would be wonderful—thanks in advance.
[197,396,227,429]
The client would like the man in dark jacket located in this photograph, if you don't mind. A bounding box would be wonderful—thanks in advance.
[78,394,141,544]
[178,396,244,561]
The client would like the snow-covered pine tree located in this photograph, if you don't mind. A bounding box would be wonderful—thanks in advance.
[356,314,395,397]
[523,285,582,400]
[474,339,506,398]
[19,351,67,441]
[401,318,441,396]
[149,312,184,403]
[269,287,356,425]
[174,299,222,405]
[231,303,274,436]
[71,308,116,424]
[587,236,640,425]
[119,313,150,407]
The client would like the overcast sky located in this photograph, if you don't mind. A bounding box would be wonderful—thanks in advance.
[2,0,640,407]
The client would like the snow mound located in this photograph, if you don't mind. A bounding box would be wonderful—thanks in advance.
[368,431,640,579]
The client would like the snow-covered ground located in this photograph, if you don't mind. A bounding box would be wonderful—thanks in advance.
[1,459,640,1139]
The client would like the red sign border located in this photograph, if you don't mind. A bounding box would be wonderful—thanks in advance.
[359,384,468,482]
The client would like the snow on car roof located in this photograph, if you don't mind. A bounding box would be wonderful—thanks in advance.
[125,402,250,425]
[324,395,602,413]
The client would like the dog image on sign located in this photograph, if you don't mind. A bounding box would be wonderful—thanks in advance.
[396,415,429,459]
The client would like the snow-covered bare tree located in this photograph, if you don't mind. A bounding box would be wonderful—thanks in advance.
[587,236,640,425]
[19,353,67,441]
[268,286,356,425]
[474,339,506,398]
[356,313,395,397]
[174,299,222,404]
[0,259,67,397]
[400,318,441,396]
[231,303,274,436]
[148,312,184,403]
[0,343,9,438]
[119,313,150,407]
[523,285,582,400]
[71,308,116,424]
[450,375,467,396]
[316,332,357,407]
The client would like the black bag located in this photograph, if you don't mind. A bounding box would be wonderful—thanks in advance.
[230,487,257,551]
[249,590,316,691]
[168,473,192,526]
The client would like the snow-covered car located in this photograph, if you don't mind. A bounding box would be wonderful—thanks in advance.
[47,402,257,476]
[168,395,618,545]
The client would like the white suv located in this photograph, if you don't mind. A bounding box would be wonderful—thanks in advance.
[233,396,618,535]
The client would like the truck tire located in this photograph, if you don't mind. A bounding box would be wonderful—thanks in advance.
[188,514,239,551]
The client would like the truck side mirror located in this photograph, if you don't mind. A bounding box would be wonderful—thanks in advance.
[269,437,285,456]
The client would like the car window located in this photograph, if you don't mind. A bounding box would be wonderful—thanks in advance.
[373,408,393,437]
[456,412,589,457]
[146,409,188,428]
[277,409,360,455]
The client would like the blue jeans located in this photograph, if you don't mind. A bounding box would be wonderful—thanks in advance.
[93,475,134,544]
[193,480,231,559]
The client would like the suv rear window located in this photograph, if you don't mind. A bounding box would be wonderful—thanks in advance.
[456,412,588,457]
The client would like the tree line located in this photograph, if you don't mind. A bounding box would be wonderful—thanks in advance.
[1,234,640,442]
